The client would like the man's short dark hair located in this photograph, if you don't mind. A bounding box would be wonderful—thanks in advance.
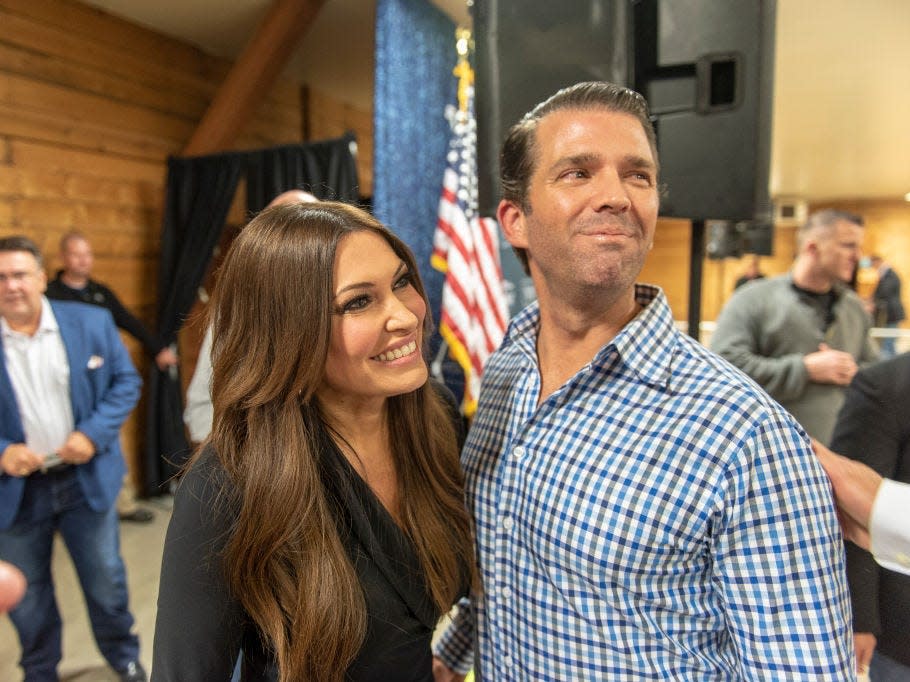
[0,235,44,268]
[797,209,864,251]
[500,81,659,272]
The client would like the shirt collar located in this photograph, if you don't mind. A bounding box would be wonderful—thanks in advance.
[502,284,678,388]
[1,297,60,339]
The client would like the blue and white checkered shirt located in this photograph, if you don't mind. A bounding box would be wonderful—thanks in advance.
[435,285,854,680]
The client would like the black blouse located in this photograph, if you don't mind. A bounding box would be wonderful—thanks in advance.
[151,413,463,681]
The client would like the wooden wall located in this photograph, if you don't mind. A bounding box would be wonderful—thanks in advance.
[646,199,910,331]
[0,0,372,490]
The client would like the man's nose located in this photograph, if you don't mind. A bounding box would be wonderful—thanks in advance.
[594,171,631,212]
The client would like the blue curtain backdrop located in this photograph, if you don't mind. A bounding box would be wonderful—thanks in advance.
[374,0,456,323]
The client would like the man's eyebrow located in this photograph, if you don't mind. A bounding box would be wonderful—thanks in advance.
[623,154,657,170]
[549,153,601,171]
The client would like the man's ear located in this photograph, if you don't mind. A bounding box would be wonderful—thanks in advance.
[497,199,528,249]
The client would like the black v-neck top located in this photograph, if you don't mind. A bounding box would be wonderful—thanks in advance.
[151,400,466,681]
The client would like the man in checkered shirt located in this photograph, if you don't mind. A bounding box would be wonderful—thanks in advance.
[433,81,854,680]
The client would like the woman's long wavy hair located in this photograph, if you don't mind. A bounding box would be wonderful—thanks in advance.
[207,202,474,681]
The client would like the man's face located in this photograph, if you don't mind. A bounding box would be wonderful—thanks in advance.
[498,108,659,302]
[0,251,47,329]
[813,220,863,284]
[61,238,93,279]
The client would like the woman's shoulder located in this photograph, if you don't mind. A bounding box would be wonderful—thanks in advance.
[173,444,236,514]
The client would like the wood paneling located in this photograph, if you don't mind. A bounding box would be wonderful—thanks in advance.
[0,0,356,492]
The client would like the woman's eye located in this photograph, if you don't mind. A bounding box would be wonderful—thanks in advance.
[341,295,370,313]
[393,273,413,290]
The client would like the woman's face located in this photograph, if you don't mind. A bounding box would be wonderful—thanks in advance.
[318,230,428,409]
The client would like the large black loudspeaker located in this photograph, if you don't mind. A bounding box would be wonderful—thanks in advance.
[473,0,776,233]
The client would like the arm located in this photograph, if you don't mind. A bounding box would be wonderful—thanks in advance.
[96,282,169,359]
[711,293,811,401]
[432,598,474,678]
[152,448,246,680]
[714,415,854,680]
[72,314,141,453]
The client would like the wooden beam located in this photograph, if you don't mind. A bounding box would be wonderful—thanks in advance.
[182,0,326,156]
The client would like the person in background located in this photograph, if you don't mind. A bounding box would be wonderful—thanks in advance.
[733,253,765,289]
[827,352,910,680]
[712,209,878,445]
[0,236,145,682]
[46,231,175,522]
[870,255,905,359]
[432,81,853,680]
[182,189,319,445]
[153,202,474,681]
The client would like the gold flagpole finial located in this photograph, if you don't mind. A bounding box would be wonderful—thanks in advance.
[453,28,474,113]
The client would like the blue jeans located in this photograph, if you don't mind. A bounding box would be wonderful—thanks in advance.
[879,322,899,359]
[0,468,139,682]
[870,651,910,681]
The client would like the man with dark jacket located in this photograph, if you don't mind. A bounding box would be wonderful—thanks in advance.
[870,255,905,358]
[830,353,910,680]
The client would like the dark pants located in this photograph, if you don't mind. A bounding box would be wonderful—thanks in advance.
[0,468,139,681]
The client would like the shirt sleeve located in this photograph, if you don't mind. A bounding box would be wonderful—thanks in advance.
[713,413,855,680]
[152,449,246,680]
[432,598,475,675]
[183,327,214,443]
[870,479,910,575]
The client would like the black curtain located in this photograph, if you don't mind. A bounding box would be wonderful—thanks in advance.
[245,133,360,211]
[144,137,359,495]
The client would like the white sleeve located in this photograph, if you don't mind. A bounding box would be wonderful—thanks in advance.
[870,478,910,575]
[183,326,214,443]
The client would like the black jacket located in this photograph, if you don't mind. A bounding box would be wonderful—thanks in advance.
[831,353,910,666]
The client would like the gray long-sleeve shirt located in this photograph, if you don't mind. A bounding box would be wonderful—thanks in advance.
[711,273,878,444]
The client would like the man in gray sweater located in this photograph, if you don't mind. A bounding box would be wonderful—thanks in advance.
[712,209,878,444]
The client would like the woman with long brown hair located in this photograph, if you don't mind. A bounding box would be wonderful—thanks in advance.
[151,202,474,681]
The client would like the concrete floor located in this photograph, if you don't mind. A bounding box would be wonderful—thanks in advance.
[0,496,173,681]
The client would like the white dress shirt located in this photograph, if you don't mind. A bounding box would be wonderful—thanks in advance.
[1,297,74,454]
[871,478,910,575]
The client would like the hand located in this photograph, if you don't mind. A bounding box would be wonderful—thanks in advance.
[155,347,178,370]
[803,343,858,386]
[0,443,44,477]
[57,431,96,464]
[0,560,26,613]
[812,439,882,550]
[854,632,876,676]
[432,657,467,682]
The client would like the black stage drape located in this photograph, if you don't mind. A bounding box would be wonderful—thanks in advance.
[144,135,359,495]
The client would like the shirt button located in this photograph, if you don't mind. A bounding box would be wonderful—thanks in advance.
[501,586,512,599]
[502,655,514,669]
[502,515,514,531]
[512,446,525,459]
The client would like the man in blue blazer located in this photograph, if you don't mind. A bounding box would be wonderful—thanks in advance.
[0,236,145,682]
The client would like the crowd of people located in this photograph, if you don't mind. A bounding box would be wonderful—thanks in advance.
[1,79,908,682]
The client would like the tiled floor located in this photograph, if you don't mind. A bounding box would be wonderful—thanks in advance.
[0,495,173,681]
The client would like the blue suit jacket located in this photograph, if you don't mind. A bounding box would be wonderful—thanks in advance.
[0,299,141,530]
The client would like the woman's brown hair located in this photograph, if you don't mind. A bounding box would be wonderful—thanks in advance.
[207,201,473,681]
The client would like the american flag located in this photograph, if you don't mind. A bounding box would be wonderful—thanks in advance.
[432,76,508,416]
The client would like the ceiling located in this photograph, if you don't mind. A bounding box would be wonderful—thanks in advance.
[81,0,910,204]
